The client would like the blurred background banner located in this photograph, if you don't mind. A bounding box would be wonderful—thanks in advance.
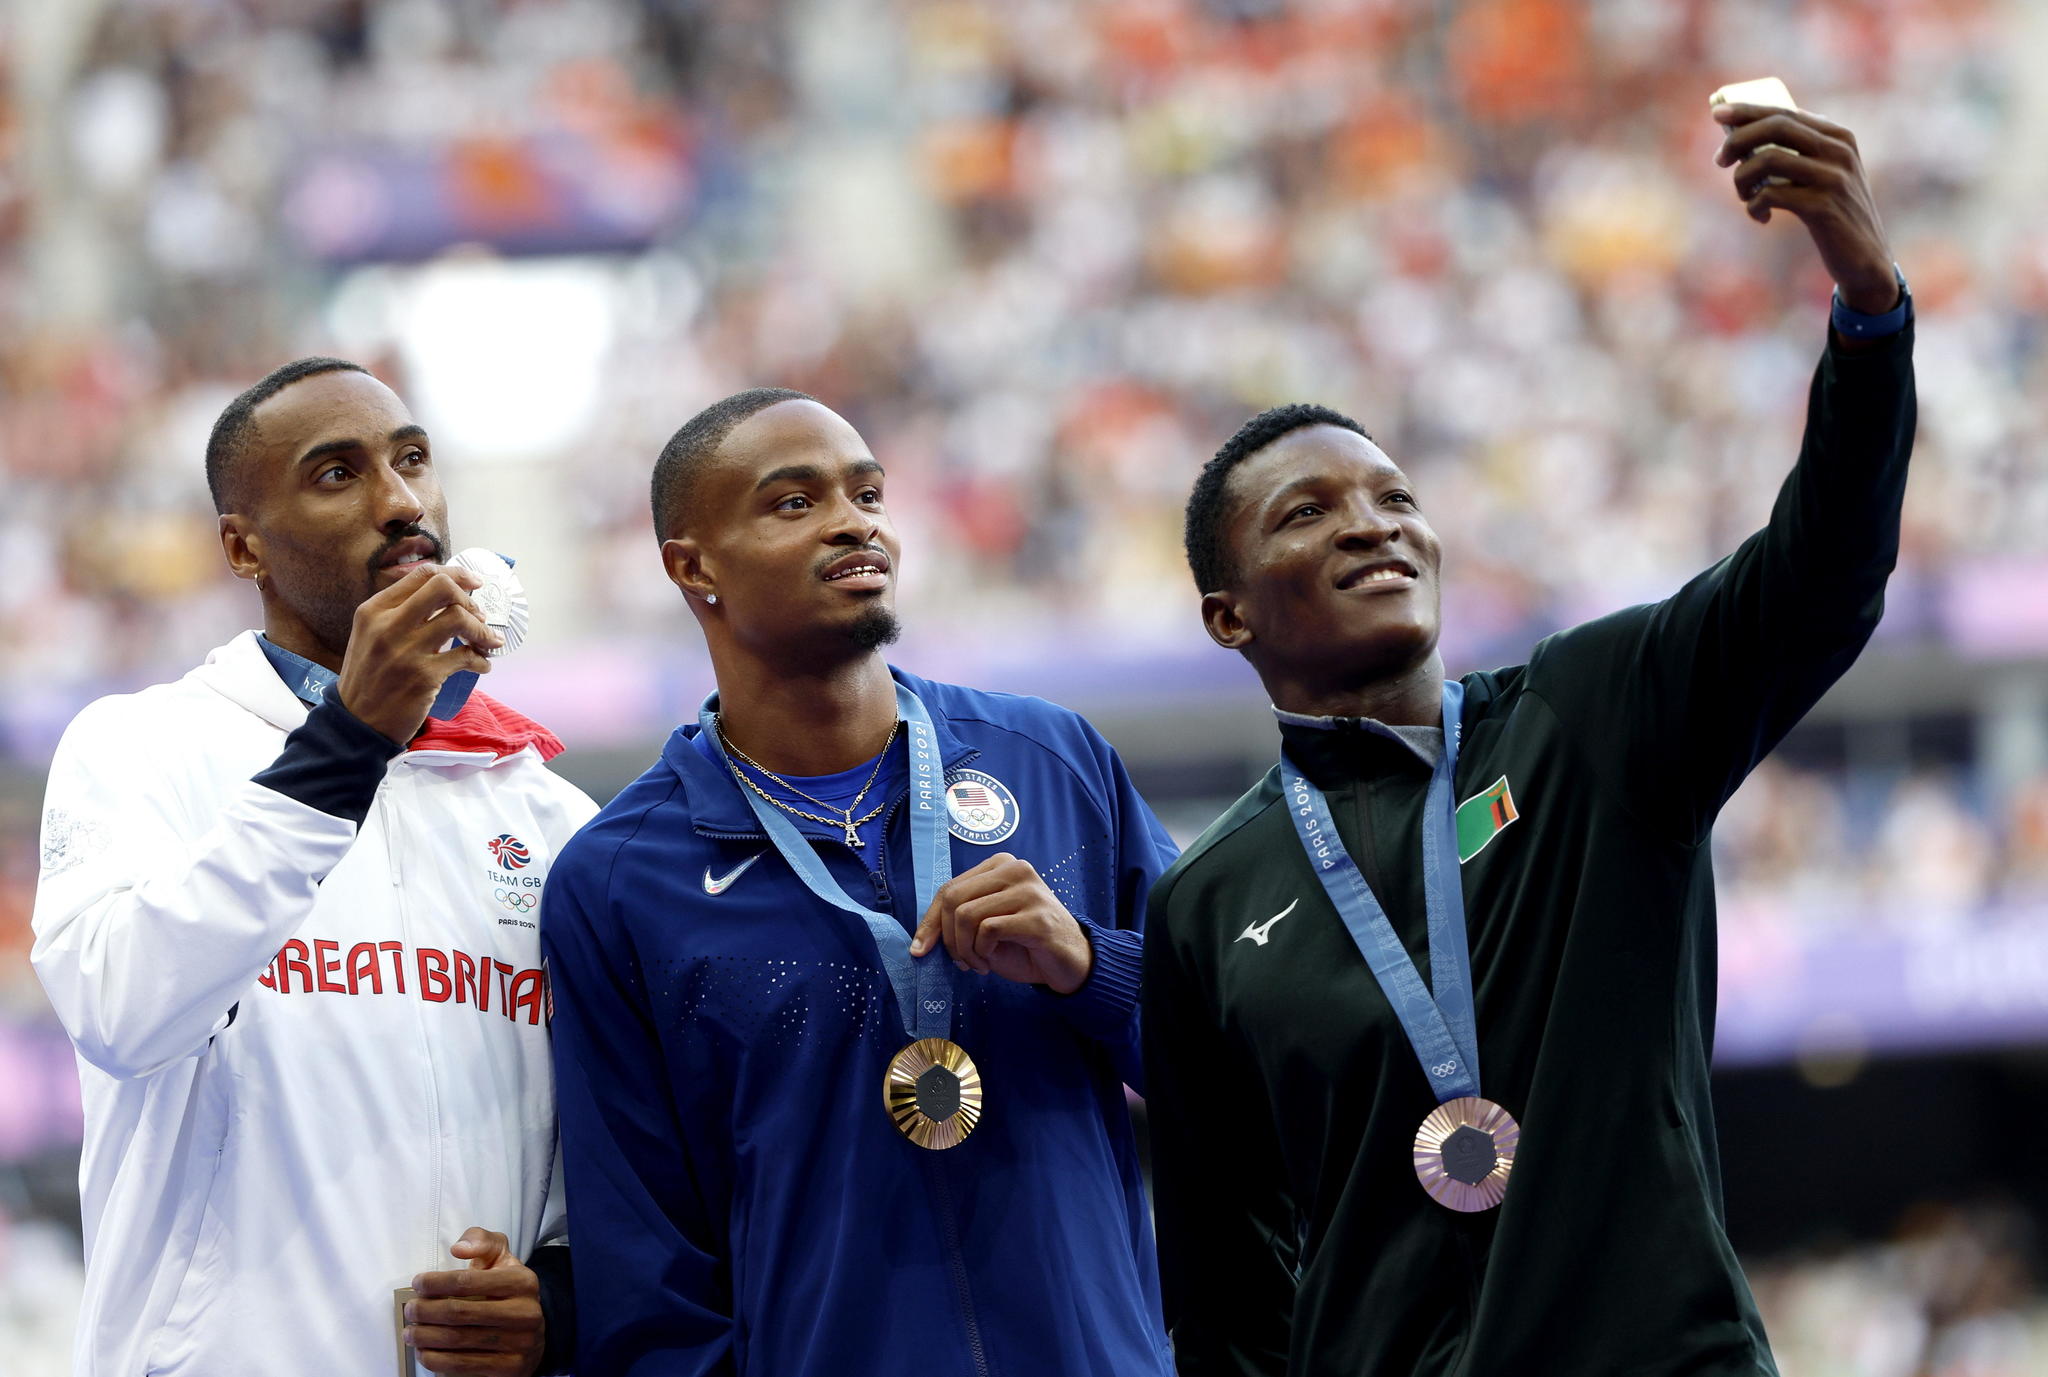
[4,0,2047,1371]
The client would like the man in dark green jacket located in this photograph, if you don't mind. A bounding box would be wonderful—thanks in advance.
[1142,103,1915,1376]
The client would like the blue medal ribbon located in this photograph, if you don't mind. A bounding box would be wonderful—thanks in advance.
[1281,680,1481,1103]
[699,682,956,1043]
[257,635,340,709]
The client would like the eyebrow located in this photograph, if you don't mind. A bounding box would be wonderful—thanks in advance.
[753,457,885,492]
[295,424,430,468]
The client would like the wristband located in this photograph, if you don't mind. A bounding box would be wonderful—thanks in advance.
[1831,264,1910,339]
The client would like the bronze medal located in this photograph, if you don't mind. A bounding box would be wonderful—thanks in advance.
[1413,1096,1519,1212]
[884,1037,982,1150]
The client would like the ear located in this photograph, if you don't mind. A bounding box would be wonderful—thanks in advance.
[661,536,717,604]
[1201,589,1254,652]
[219,514,262,584]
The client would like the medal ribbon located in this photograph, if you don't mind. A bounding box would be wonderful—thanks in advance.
[1280,681,1480,1103]
[699,682,955,1043]
[257,635,340,709]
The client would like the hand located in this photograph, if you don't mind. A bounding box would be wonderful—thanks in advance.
[335,564,503,744]
[909,853,1095,994]
[1713,103,1897,314]
[406,1227,546,1377]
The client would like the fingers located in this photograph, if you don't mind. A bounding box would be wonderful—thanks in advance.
[395,571,505,652]
[909,898,944,959]
[413,1263,539,1300]
[909,854,1014,960]
[407,1320,536,1352]
[1712,109,1843,164]
[450,1226,511,1269]
[970,912,1028,965]
[413,1347,537,1376]
[1731,145,1841,203]
[1715,111,1853,169]
[1739,181,1831,226]
[408,1295,543,1327]
[427,642,495,681]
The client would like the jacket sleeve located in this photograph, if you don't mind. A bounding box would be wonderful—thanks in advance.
[1047,723,1180,1091]
[1142,875,1295,1375]
[31,694,394,1080]
[543,843,736,1377]
[1527,324,1916,843]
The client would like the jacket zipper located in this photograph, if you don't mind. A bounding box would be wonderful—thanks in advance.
[703,751,993,1370]
[384,768,445,1272]
[927,1157,993,1377]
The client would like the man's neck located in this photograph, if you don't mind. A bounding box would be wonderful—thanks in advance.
[711,650,900,776]
[1265,655,1445,728]
[261,603,344,672]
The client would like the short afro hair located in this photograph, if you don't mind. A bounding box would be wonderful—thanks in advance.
[1183,402,1373,594]
[205,356,369,514]
[651,387,816,542]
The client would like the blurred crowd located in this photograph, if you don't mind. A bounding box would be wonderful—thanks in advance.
[1751,1203,2048,1377]
[1715,757,2048,934]
[2,0,2045,716]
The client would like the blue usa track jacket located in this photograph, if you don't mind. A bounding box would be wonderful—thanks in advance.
[542,668,1178,1377]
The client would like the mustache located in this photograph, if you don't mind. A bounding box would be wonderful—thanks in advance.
[365,525,447,577]
[813,543,889,578]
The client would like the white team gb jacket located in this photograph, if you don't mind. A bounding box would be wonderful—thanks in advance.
[31,630,598,1376]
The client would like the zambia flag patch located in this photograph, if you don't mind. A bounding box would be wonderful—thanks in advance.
[1455,777,1519,863]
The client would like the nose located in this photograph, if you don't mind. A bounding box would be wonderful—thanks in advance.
[823,492,882,546]
[1333,499,1401,551]
[369,462,426,530]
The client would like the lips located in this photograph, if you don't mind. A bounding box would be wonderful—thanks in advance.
[376,535,441,573]
[1337,558,1418,590]
[821,548,891,589]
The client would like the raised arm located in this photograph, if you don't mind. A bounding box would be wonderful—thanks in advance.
[31,564,500,1078]
[1529,104,1916,842]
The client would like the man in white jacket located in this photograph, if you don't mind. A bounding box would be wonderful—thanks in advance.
[32,356,596,1376]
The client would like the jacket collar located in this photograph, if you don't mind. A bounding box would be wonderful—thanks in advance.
[192,630,312,734]
[190,628,563,762]
[1274,702,1440,788]
[666,664,974,839]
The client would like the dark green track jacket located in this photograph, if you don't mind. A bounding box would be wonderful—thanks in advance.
[1143,325,1916,1377]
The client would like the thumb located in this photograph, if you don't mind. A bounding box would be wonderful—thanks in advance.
[450,1226,510,1270]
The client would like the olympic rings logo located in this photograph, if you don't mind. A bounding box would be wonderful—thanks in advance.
[495,888,539,912]
[921,999,950,1014]
[1430,1060,1458,1078]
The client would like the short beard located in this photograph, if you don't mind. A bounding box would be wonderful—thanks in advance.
[845,606,901,652]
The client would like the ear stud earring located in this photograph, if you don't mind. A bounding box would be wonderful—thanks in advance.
[706,594,718,605]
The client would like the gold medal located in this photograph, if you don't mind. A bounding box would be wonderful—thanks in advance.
[1413,1096,1519,1212]
[884,1037,982,1149]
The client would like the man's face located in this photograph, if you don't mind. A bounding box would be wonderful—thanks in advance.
[230,371,451,657]
[1209,424,1443,690]
[677,399,901,660]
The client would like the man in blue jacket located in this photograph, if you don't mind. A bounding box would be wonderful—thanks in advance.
[542,387,1178,1376]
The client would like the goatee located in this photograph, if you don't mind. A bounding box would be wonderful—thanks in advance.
[847,607,901,652]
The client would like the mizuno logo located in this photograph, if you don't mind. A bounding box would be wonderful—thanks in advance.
[1236,899,1298,947]
[703,852,765,896]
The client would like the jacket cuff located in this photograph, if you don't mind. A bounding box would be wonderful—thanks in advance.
[529,1244,575,1375]
[1045,918,1143,1040]
[251,697,401,826]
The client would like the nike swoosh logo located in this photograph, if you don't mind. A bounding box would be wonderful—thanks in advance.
[1236,899,1299,947]
[703,852,765,896]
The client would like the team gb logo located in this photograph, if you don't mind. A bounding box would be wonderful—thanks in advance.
[488,834,532,870]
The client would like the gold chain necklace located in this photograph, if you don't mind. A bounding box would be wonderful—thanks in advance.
[717,716,902,849]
